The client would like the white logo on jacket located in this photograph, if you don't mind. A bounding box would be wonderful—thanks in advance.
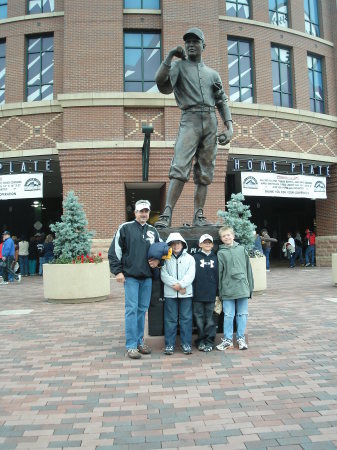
[200,259,215,268]
[146,230,155,245]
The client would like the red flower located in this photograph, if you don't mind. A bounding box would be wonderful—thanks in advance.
[98,252,102,257]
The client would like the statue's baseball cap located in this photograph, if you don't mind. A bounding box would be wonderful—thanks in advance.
[135,200,151,212]
[183,28,205,43]
[199,234,213,244]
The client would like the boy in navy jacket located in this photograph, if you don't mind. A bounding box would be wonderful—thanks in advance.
[193,234,218,351]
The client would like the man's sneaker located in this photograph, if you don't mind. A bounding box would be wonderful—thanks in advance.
[216,338,233,351]
[203,345,213,352]
[164,346,174,355]
[237,338,248,350]
[198,343,206,351]
[137,343,151,354]
[305,263,311,267]
[181,344,192,355]
[127,348,141,359]
[0,281,9,285]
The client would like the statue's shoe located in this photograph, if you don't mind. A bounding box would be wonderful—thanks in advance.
[154,214,171,229]
[192,213,213,227]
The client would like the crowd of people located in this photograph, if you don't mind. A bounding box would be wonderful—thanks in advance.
[108,199,254,359]
[253,227,316,271]
[0,230,54,285]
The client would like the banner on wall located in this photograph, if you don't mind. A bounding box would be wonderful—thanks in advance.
[0,173,43,200]
[241,172,326,199]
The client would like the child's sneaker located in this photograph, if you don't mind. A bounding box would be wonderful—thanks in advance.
[197,343,206,351]
[203,345,213,352]
[237,337,248,350]
[137,342,151,354]
[216,338,233,351]
[181,344,192,355]
[164,346,174,355]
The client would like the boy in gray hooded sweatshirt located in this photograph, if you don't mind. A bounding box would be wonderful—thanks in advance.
[216,226,254,351]
[161,232,195,355]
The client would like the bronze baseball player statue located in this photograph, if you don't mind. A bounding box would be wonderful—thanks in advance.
[154,27,233,228]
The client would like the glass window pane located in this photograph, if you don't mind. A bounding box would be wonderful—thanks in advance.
[143,0,160,8]
[279,48,289,63]
[239,41,250,56]
[0,4,7,19]
[0,90,4,103]
[272,61,280,89]
[230,86,240,102]
[42,36,54,51]
[226,3,237,17]
[29,0,42,14]
[228,40,238,55]
[125,81,142,92]
[241,87,253,103]
[125,49,142,80]
[269,0,276,9]
[28,38,41,53]
[124,33,141,48]
[27,86,41,101]
[228,55,239,85]
[143,33,160,48]
[41,84,53,100]
[273,91,281,106]
[280,65,290,92]
[0,43,5,58]
[316,100,324,113]
[271,46,278,61]
[43,0,54,12]
[143,48,160,80]
[124,0,141,7]
[144,81,158,92]
[27,53,41,85]
[41,51,54,84]
[281,93,291,107]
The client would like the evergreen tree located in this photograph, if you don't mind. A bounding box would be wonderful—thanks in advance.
[217,192,256,252]
[50,191,94,261]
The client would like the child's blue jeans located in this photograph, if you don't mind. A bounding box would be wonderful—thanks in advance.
[164,297,192,348]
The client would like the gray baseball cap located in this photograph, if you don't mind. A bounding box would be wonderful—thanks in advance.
[183,28,205,43]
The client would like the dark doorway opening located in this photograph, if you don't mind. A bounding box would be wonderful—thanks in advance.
[125,182,166,225]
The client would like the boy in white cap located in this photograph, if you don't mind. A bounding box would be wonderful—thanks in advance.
[161,232,195,355]
[193,234,218,352]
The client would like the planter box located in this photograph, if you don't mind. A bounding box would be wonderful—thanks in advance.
[332,254,337,285]
[43,261,110,303]
[250,256,267,292]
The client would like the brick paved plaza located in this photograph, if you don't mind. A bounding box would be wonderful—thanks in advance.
[1,267,337,450]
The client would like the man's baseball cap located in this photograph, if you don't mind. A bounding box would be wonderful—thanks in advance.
[135,200,151,212]
[2,230,10,236]
[199,234,213,244]
[183,27,205,43]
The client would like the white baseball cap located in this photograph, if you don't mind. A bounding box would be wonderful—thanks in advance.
[135,200,151,212]
[199,234,213,244]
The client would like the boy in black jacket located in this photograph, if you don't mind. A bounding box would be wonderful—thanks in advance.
[193,234,218,352]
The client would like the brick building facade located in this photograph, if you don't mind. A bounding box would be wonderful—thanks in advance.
[0,0,336,265]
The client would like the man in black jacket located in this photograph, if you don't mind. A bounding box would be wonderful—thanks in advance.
[108,200,160,359]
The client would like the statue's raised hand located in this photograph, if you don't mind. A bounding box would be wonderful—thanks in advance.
[170,46,187,60]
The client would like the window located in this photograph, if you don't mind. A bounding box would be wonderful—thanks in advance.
[0,41,5,104]
[28,0,54,14]
[269,0,288,27]
[27,35,54,101]
[0,0,7,19]
[304,0,320,37]
[271,46,292,107]
[124,0,160,9]
[226,0,250,19]
[308,54,324,113]
[124,32,161,92]
[228,38,253,103]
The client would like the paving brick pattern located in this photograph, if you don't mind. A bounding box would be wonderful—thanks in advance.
[1,267,337,449]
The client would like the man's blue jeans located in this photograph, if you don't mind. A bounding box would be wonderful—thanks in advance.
[263,248,271,270]
[164,297,192,348]
[305,245,315,266]
[124,276,152,350]
[222,298,248,341]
